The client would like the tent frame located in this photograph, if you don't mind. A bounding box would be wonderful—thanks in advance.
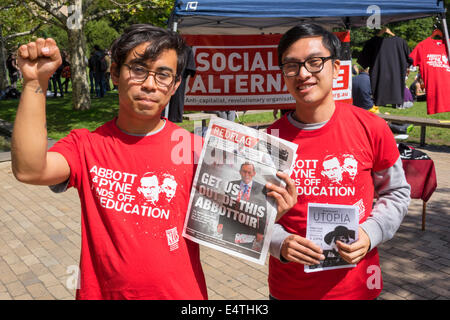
[164,1,449,116]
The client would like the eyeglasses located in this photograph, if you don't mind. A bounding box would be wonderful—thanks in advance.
[123,63,176,88]
[280,56,335,77]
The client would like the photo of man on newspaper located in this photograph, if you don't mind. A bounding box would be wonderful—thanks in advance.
[217,162,267,252]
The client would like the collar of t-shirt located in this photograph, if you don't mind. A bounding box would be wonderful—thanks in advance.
[118,119,166,136]
[287,112,329,130]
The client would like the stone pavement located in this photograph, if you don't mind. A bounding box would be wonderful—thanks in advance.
[0,145,449,300]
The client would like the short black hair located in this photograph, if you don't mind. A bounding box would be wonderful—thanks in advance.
[278,23,341,65]
[110,24,187,79]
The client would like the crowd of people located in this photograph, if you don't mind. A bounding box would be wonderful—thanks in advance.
[3,46,115,99]
[88,45,115,98]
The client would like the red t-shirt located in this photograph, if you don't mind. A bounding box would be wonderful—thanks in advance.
[267,103,399,300]
[410,37,450,114]
[49,118,208,300]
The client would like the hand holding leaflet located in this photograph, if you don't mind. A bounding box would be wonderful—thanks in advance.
[304,203,359,273]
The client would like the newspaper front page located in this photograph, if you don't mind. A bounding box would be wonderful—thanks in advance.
[305,203,359,273]
[183,118,298,265]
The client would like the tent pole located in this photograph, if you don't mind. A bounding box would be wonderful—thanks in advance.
[163,16,179,119]
[441,13,450,59]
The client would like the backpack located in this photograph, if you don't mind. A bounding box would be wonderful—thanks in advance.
[99,56,108,72]
[62,65,71,78]
[398,143,431,160]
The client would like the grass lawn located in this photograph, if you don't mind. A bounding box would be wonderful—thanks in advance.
[0,84,449,148]
[0,91,120,141]
[378,102,450,146]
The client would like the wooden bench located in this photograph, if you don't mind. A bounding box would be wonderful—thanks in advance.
[182,112,218,128]
[377,114,450,146]
[182,111,274,132]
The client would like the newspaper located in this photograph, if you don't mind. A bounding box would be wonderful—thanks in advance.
[183,118,298,265]
[305,203,359,273]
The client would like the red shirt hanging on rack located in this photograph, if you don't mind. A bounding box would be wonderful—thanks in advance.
[410,37,450,114]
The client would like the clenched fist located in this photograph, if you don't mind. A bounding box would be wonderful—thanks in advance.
[17,38,62,84]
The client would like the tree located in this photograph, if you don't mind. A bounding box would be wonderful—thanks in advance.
[23,0,173,110]
[0,1,43,91]
[84,19,119,55]
[350,17,440,59]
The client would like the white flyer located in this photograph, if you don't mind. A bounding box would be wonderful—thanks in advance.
[305,203,358,273]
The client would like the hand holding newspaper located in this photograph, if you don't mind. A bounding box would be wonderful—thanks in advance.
[183,118,298,265]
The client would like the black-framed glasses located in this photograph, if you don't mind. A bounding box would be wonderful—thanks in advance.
[123,63,176,88]
[280,56,335,77]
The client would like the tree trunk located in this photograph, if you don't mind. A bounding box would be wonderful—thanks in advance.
[67,27,90,110]
[0,25,9,92]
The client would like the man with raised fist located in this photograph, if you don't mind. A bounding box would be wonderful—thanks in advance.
[11,24,297,300]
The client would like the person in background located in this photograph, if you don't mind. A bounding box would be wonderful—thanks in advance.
[409,73,426,102]
[88,51,96,94]
[214,110,236,121]
[352,65,373,110]
[398,86,414,109]
[104,50,112,91]
[93,45,106,98]
[61,51,71,94]
[51,59,64,98]
[6,53,19,88]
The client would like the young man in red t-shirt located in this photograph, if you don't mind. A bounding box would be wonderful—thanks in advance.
[11,24,297,300]
[267,23,411,300]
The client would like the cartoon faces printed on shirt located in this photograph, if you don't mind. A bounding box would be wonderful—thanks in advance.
[321,154,358,185]
[137,172,160,204]
[292,154,366,221]
[89,166,184,250]
[292,153,361,198]
[137,172,178,205]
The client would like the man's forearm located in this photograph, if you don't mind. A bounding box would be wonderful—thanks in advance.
[269,223,291,261]
[361,157,411,250]
[11,80,49,182]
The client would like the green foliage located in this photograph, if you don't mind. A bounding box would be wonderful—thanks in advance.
[105,0,174,35]
[390,18,434,49]
[0,92,120,140]
[446,0,450,26]
[83,1,175,53]
[36,24,69,51]
[351,17,436,58]
[84,19,120,54]
[130,0,174,27]
[0,2,39,51]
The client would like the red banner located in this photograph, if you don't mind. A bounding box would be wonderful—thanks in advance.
[210,124,259,148]
[183,34,352,111]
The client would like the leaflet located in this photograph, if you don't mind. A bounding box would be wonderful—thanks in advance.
[305,203,358,273]
[182,117,298,265]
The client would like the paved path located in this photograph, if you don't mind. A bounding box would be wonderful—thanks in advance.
[0,145,449,300]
